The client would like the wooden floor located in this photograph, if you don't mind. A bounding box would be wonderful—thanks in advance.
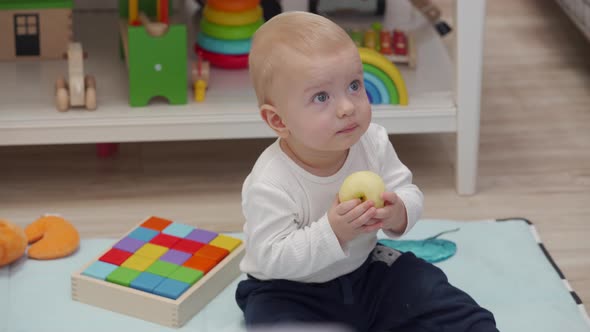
[1,0,589,313]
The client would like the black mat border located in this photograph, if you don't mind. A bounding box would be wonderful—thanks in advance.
[495,218,583,307]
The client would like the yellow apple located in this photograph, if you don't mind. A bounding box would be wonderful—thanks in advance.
[338,171,386,208]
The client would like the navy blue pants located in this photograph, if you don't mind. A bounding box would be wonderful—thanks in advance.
[236,245,498,332]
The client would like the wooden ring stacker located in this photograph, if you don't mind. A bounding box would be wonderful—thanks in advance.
[196,32,251,55]
[207,0,260,12]
[195,45,249,69]
[203,4,262,26]
[200,18,263,40]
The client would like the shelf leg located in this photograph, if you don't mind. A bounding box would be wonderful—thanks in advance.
[455,0,486,195]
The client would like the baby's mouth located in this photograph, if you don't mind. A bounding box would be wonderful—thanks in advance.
[338,124,358,134]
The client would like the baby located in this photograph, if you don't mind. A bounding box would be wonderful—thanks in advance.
[235,11,498,332]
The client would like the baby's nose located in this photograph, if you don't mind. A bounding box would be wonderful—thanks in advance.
[337,99,355,117]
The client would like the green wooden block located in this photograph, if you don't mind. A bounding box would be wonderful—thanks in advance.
[168,266,203,285]
[127,24,188,107]
[146,260,180,277]
[106,267,142,287]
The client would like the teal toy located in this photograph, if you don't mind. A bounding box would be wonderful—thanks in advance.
[378,228,459,263]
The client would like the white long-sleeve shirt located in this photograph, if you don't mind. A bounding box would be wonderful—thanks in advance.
[239,123,424,283]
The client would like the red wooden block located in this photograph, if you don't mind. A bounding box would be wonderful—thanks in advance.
[99,248,133,266]
[150,233,181,248]
[141,216,173,231]
[195,245,229,263]
[183,256,217,274]
[172,239,205,254]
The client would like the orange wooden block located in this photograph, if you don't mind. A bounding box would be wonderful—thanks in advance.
[183,255,217,274]
[141,216,173,231]
[195,245,228,263]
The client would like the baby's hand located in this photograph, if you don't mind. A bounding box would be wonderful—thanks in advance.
[371,192,408,234]
[327,195,383,246]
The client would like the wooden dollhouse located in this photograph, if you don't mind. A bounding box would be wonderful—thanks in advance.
[0,0,73,60]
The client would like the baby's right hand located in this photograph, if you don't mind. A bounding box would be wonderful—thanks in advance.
[327,195,383,246]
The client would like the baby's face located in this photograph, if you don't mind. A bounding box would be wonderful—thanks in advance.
[272,45,371,154]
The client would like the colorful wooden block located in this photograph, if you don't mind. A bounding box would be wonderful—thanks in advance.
[72,216,245,328]
[162,222,194,238]
[130,272,165,293]
[195,244,229,263]
[153,278,190,300]
[209,234,242,252]
[146,260,180,277]
[135,243,168,259]
[99,248,133,266]
[107,267,142,287]
[150,233,181,248]
[186,228,217,243]
[121,254,156,271]
[183,255,217,274]
[128,227,159,242]
[82,261,118,280]
[172,239,205,254]
[114,237,145,253]
[159,249,191,265]
[169,266,203,285]
[140,216,173,231]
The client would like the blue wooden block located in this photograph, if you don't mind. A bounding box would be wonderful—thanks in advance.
[128,227,159,242]
[153,278,190,299]
[82,261,118,280]
[162,223,194,238]
[130,272,165,293]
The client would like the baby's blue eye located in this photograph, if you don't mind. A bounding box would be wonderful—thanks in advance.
[313,92,329,103]
[349,80,361,92]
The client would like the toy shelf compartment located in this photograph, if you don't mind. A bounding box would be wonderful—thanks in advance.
[0,10,455,146]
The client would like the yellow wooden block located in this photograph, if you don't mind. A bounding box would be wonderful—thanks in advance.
[135,243,168,259]
[121,254,156,271]
[209,235,242,252]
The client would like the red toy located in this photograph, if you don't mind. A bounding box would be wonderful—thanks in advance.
[392,30,408,56]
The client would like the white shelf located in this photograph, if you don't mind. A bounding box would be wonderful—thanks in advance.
[0,10,455,146]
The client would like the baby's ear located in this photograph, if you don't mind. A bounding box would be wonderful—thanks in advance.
[260,104,289,138]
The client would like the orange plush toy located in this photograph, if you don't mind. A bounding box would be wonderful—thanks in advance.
[0,219,28,267]
[25,215,80,260]
[0,215,80,267]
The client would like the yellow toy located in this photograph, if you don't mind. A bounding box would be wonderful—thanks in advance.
[191,58,210,102]
[0,219,28,267]
[0,215,80,267]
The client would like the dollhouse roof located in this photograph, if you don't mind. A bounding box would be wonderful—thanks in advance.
[0,0,73,10]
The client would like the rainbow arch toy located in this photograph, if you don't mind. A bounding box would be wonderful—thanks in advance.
[359,47,409,106]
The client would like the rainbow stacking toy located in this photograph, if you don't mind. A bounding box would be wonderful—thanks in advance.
[71,216,245,327]
[359,47,409,106]
[195,0,263,69]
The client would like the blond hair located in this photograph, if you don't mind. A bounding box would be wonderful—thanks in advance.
[249,11,355,106]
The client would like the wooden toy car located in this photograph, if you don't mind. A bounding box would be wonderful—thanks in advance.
[55,42,97,112]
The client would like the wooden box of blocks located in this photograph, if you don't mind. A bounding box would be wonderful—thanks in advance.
[71,216,245,328]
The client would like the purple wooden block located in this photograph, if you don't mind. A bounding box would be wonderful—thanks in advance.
[113,237,145,253]
[160,249,191,265]
[186,229,218,243]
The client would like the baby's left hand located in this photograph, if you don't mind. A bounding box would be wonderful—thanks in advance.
[370,192,407,234]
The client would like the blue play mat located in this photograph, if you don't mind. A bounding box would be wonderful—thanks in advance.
[1,219,589,332]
